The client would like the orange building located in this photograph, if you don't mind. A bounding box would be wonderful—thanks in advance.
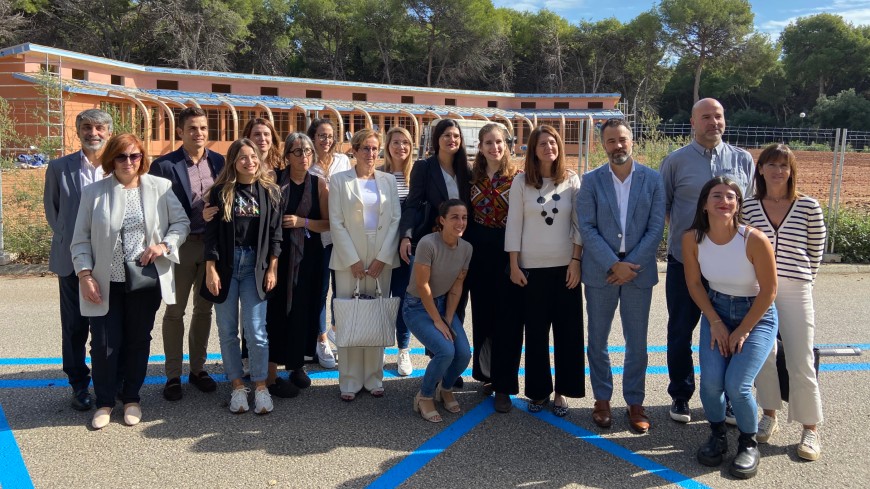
[0,43,624,161]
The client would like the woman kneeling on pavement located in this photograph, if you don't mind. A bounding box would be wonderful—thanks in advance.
[404,199,473,423]
[683,177,778,479]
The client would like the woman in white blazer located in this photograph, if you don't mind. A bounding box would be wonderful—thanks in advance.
[71,134,190,429]
[329,129,401,401]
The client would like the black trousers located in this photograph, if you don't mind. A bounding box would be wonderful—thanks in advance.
[267,249,322,370]
[89,282,161,408]
[58,273,91,392]
[520,266,585,400]
[490,280,525,395]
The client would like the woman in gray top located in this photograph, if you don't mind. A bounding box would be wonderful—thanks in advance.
[403,199,473,423]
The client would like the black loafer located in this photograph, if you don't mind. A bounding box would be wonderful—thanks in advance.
[494,393,513,413]
[70,389,93,411]
[267,378,300,398]
[189,371,217,393]
[289,368,311,389]
[163,377,183,401]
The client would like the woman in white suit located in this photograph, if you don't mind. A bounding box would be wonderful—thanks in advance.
[329,129,401,401]
[71,133,189,429]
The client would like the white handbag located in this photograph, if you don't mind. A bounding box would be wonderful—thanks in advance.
[333,278,399,348]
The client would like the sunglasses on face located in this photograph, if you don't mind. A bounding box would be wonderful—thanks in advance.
[288,148,314,157]
[114,153,143,164]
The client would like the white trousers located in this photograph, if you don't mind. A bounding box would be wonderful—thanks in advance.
[334,233,390,395]
[755,278,823,425]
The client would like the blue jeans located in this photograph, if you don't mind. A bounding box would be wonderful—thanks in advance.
[699,289,778,434]
[390,255,413,349]
[319,244,336,335]
[214,247,269,382]
[403,294,471,397]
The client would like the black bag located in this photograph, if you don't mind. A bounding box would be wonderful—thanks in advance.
[776,336,821,402]
[124,260,159,292]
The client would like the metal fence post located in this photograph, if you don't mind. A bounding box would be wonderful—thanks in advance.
[0,137,18,265]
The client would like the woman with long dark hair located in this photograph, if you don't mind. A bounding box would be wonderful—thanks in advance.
[464,123,521,408]
[502,125,584,417]
[684,176,778,479]
[202,139,283,415]
[743,144,826,461]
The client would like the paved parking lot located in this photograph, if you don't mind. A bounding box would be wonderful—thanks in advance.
[1,268,868,488]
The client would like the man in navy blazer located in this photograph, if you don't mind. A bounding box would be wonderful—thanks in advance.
[576,118,665,434]
[43,108,114,411]
[149,107,224,401]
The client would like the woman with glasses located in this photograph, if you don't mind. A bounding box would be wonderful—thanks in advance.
[202,139,283,415]
[398,118,472,388]
[381,127,416,376]
[307,119,351,369]
[329,129,401,401]
[263,133,331,399]
[71,133,190,429]
[465,123,522,408]
[503,125,584,417]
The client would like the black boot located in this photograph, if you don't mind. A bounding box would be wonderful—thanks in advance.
[730,431,760,479]
[697,421,728,466]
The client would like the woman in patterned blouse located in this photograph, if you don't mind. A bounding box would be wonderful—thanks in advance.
[464,123,521,411]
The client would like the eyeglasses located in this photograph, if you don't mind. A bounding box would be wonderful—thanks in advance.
[317,134,334,141]
[390,140,410,148]
[358,146,380,154]
[287,148,314,157]
[114,153,143,164]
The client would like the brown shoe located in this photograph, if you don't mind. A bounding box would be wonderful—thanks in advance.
[592,400,612,428]
[628,404,650,433]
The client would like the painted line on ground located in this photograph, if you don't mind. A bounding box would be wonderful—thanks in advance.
[364,398,495,488]
[520,398,711,489]
[1,343,865,367]
[0,401,34,489]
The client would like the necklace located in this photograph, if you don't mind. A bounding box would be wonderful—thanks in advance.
[536,185,561,225]
[766,195,788,203]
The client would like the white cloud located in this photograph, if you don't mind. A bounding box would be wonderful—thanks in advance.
[759,2,870,37]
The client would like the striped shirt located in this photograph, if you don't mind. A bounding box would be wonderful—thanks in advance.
[393,171,409,204]
[742,196,826,282]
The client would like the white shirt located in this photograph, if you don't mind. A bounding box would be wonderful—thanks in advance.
[609,161,634,253]
[358,177,380,232]
[441,166,460,199]
[79,151,104,189]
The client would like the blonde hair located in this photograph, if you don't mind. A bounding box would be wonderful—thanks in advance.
[471,123,517,184]
[211,138,280,222]
[383,126,414,182]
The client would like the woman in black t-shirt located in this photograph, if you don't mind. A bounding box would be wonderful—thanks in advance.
[202,138,282,415]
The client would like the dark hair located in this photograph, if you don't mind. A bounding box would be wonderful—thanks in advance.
[177,107,207,129]
[524,125,567,188]
[434,198,468,231]
[100,133,150,175]
[243,117,283,170]
[471,123,517,184]
[689,176,744,243]
[599,118,631,140]
[753,143,797,201]
[431,119,471,186]
[307,118,338,157]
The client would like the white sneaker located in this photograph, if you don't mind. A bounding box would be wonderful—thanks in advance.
[317,340,336,369]
[397,348,413,377]
[254,388,273,415]
[327,328,337,348]
[756,414,779,443]
[229,387,250,414]
[797,428,821,461]
[241,358,250,378]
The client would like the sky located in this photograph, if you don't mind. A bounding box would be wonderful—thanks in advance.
[491,0,870,38]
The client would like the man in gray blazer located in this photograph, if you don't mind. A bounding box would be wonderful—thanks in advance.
[576,118,665,434]
[43,108,113,411]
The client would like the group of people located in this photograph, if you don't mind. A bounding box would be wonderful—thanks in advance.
[45,98,825,479]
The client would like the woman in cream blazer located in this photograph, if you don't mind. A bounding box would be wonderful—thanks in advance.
[329,129,401,401]
[71,134,189,429]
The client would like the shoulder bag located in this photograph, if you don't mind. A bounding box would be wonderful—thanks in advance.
[333,278,399,348]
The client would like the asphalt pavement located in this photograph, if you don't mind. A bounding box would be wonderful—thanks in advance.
[0,268,868,488]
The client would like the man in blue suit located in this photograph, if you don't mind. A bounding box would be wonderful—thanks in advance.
[149,107,224,401]
[43,108,113,411]
[576,118,665,434]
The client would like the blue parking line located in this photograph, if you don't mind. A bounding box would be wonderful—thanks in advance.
[365,398,495,488]
[520,398,711,489]
[0,401,34,489]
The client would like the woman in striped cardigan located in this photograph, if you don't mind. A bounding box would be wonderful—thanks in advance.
[741,143,826,462]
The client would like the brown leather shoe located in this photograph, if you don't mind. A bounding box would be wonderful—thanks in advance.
[628,404,650,433]
[592,400,612,428]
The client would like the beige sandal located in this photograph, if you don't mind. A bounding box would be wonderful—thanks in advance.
[92,407,112,430]
[413,391,442,423]
[436,382,461,413]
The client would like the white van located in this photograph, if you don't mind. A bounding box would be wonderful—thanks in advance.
[419,119,515,160]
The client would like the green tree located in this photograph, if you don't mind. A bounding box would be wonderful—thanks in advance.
[659,0,754,103]
[0,0,26,45]
[812,89,870,131]
[291,0,355,79]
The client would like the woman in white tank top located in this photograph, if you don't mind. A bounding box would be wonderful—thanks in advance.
[682,177,778,480]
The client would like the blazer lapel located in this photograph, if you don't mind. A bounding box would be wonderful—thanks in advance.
[66,153,83,197]
[428,158,449,201]
[109,176,126,247]
[626,167,645,226]
[140,176,156,241]
[375,172,389,214]
[172,158,193,205]
[599,166,622,232]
